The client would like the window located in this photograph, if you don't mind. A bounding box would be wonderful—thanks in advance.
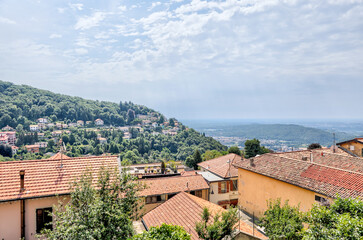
[230,180,238,191]
[36,207,52,233]
[315,195,327,203]
[168,193,176,199]
[350,145,355,150]
[146,195,166,204]
[195,190,203,198]
[220,182,227,193]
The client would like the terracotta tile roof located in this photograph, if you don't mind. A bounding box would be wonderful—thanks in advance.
[142,192,267,240]
[139,175,209,197]
[0,155,119,202]
[48,152,71,160]
[198,153,242,179]
[233,153,363,199]
[275,149,363,173]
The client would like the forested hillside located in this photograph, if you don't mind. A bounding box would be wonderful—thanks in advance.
[0,80,158,128]
[0,81,227,162]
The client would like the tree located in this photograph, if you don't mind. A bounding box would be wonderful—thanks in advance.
[195,207,239,240]
[260,199,303,240]
[304,197,363,239]
[169,118,175,127]
[131,223,191,240]
[202,150,224,161]
[186,149,202,170]
[0,144,12,157]
[244,139,269,158]
[42,167,143,240]
[307,143,322,150]
[228,146,241,156]
[161,161,166,174]
[127,109,135,124]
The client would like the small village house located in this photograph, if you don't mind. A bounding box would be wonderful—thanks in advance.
[25,145,40,153]
[0,155,118,240]
[139,175,209,214]
[76,120,84,127]
[29,125,39,132]
[198,153,242,208]
[95,118,104,126]
[337,137,363,157]
[233,148,363,218]
[11,146,19,155]
[2,125,14,131]
[0,132,16,146]
[37,118,48,123]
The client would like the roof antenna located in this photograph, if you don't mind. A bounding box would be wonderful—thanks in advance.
[333,133,336,153]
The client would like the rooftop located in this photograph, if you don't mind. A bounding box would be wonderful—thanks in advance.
[142,192,267,240]
[233,152,363,199]
[198,153,242,178]
[139,175,209,197]
[0,155,119,202]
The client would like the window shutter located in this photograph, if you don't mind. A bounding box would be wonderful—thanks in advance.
[218,182,221,194]
[226,181,230,193]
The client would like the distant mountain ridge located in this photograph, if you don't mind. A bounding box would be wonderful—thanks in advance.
[188,122,355,147]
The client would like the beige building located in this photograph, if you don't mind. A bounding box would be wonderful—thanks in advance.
[198,153,242,208]
[233,149,363,218]
[138,175,210,214]
[337,138,363,157]
[0,154,119,240]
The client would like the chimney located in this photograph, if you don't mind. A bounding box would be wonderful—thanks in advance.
[310,153,313,162]
[250,158,254,166]
[19,170,25,191]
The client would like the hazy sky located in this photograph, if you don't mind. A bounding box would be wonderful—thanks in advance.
[0,0,362,119]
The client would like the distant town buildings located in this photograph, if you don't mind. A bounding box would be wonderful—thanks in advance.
[95,118,104,126]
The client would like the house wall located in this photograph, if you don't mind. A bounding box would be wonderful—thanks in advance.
[237,169,331,218]
[0,200,21,240]
[209,180,238,208]
[0,195,69,240]
[339,141,363,157]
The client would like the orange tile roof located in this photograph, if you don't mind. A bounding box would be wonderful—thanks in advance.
[0,155,119,202]
[233,153,363,199]
[142,192,267,240]
[198,153,242,178]
[48,152,71,160]
[139,175,209,197]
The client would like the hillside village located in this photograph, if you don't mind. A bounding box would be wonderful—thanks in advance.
[0,141,362,239]
[0,112,182,160]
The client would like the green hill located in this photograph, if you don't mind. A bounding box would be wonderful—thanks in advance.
[0,80,158,128]
[0,80,227,162]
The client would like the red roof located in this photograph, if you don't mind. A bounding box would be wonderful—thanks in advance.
[142,192,267,240]
[198,153,242,178]
[0,156,119,202]
[139,175,209,197]
[233,153,363,199]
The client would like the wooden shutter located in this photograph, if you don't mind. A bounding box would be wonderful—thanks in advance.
[218,182,221,194]
[226,181,230,193]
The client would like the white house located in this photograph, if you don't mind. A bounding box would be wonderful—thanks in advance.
[37,118,48,123]
[29,125,39,132]
[95,119,104,126]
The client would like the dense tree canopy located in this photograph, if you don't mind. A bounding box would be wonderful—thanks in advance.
[131,224,191,240]
[0,80,160,128]
[244,138,270,158]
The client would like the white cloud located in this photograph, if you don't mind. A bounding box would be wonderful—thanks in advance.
[69,3,83,11]
[58,8,65,13]
[75,12,107,30]
[49,33,62,39]
[74,48,88,55]
[0,16,16,24]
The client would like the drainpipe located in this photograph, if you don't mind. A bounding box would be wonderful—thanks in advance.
[20,170,25,239]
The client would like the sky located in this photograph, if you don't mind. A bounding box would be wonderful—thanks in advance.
[0,0,363,120]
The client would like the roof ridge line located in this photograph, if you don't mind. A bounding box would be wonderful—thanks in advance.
[273,154,363,176]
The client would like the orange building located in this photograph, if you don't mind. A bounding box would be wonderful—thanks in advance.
[0,155,119,240]
[233,149,363,218]
[25,144,40,153]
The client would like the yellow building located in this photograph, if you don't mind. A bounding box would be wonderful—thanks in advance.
[337,138,363,157]
[233,150,363,218]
